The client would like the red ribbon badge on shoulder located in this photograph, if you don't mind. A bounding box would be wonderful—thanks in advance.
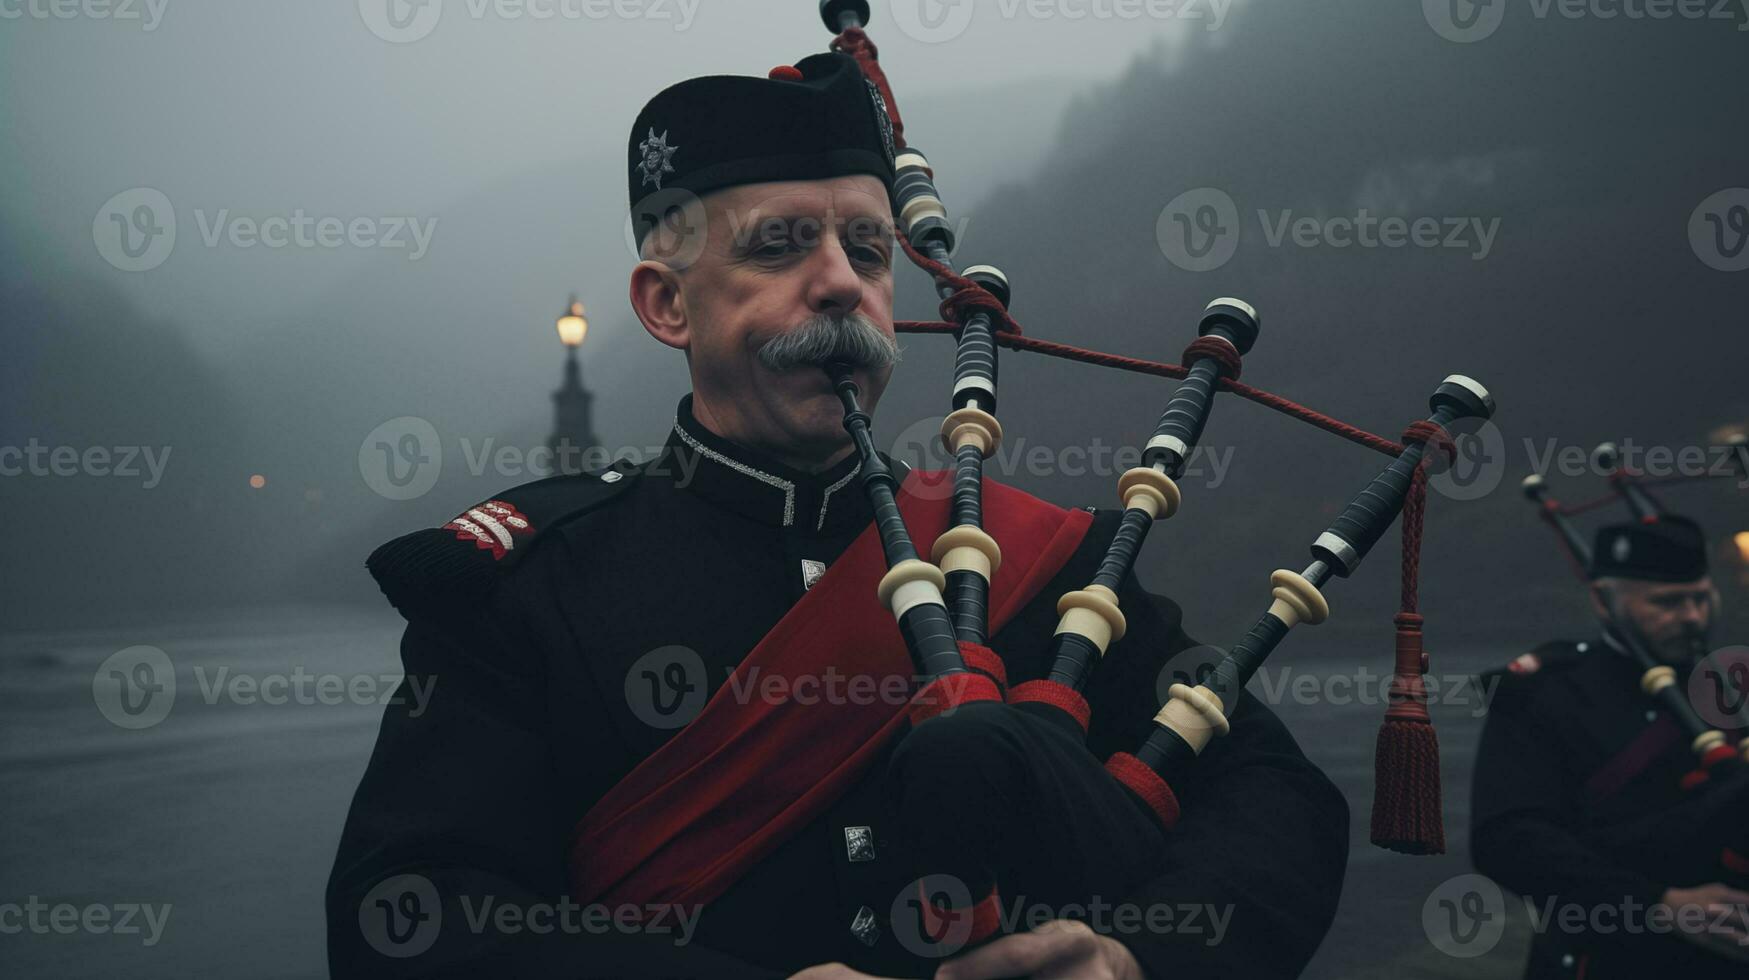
[443,499,534,560]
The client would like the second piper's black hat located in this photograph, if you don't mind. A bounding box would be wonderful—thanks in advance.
[1587,515,1710,583]
[627,52,898,247]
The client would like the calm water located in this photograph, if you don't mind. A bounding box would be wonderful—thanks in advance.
[0,605,1532,979]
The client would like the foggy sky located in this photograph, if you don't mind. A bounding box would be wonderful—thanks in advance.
[3,0,1746,635]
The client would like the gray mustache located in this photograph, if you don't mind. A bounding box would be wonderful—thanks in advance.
[756,313,903,373]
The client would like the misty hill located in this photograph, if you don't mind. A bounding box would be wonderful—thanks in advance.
[0,230,265,627]
[881,1,1749,647]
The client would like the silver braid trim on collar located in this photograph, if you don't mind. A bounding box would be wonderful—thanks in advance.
[817,462,863,532]
[672,419,797,527]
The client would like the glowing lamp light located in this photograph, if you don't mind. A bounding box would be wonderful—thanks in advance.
[1735,531,1749,565]
[249,474,267,489]
[556,297,588,349]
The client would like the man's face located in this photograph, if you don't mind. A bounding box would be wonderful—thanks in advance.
[639,174,897,466]
[1597,577,1719,664]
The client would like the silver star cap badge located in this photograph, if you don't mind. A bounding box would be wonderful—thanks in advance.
[1612,535,1632,562]
[638,128,679,189]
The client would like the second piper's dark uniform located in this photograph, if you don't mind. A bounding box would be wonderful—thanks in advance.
[1472,512,1749,980]
[326,398,1350,979]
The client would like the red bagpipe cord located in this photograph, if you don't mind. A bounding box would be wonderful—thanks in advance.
[839,27,1450,855]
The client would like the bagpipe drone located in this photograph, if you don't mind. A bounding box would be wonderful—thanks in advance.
[813,0,1495,931]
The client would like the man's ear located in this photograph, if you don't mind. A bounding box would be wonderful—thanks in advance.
[631,260,689,351]
[1589,583,1613,622]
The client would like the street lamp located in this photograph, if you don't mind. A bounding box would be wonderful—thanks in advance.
[548,294,600,475]
[557,296,588,349]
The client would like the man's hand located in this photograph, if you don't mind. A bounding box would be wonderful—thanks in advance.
[789,964,912,980]
[934,919,1145,980]
[1660,883,1749,963]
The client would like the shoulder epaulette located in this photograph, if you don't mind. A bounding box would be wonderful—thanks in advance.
[366,457,644,621]
[1483,639,1589,683]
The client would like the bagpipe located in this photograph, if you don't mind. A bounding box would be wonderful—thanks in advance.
[1519,442,1749,882]
[814,0,1494,928]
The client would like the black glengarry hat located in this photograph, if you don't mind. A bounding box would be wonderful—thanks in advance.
[1588,515,1710,583]
[628,52,898,247]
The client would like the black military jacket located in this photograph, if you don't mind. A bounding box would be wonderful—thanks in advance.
[1471,635,1749,979]
[327,396,1349,979]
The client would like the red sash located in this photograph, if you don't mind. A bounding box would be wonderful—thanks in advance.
[569,470,1092,909]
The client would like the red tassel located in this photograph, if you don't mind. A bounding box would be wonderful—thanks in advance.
[1371,613,1446,854]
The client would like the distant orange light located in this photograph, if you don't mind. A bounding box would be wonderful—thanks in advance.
[1736,531,1749,564]
[557,296,588,348]
[249,474,267,489]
